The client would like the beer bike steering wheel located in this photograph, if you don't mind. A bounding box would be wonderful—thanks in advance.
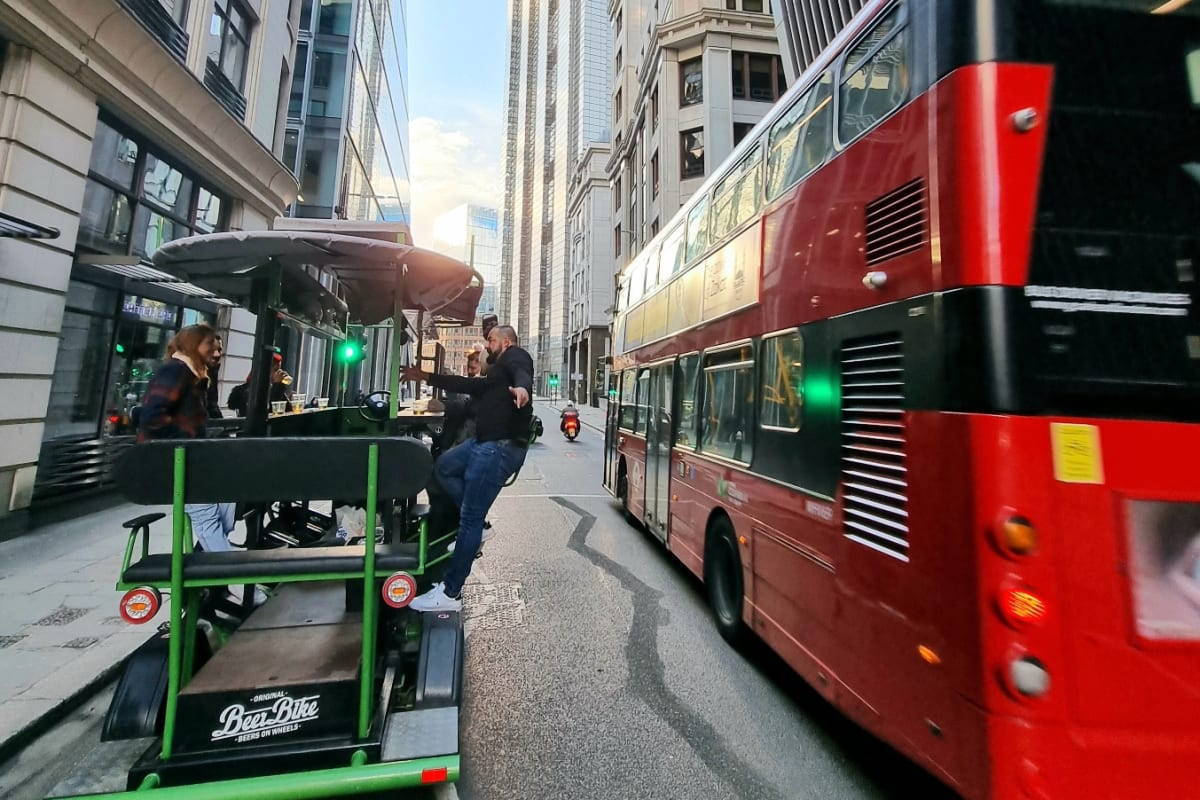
[358,390,390,422]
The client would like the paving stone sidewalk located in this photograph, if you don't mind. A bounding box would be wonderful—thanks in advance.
[0,503,175,762]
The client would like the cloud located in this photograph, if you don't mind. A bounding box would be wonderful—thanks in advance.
[409,112,504,251]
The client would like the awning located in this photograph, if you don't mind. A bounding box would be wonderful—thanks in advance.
[151,231,483,326]
[74,255,236,305]
[0,211,59,239]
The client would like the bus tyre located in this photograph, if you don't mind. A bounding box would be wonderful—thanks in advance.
[705,516,747,646]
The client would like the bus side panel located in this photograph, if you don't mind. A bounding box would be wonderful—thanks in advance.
[619,434,647,523]
[828,410,987,797]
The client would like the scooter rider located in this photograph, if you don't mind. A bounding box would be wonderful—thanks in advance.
[560,401,580,434]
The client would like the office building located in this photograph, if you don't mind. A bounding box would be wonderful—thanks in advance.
[432,203,501,316]
[500,0,612,394]
[770,0,866,83]
[0,0,302,521]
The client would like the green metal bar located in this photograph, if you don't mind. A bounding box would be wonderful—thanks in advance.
[350,749,368,767]
[137,773,160,791]
[358,443,379,739]
[65,754,460,799]
[162,446,187,760]
[181,589,199,685]
[417,517,427,573]
[117,566,415,593]
[120,530,139,587]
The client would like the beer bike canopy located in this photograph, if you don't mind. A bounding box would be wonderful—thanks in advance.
[151,230,484,336]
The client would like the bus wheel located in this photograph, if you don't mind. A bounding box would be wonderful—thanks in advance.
[705,516,747,646]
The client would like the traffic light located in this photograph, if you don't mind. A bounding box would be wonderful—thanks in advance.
[337,336,367,364]
[114,343,126,354]
[548,373,559,389]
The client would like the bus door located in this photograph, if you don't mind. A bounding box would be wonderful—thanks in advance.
[643,361,673,543]
[603,372,622,494]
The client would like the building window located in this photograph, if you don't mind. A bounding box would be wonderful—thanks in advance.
[681,128,704,179]
[651,218,659,237]
[614,176,622,211]
[680,57,703,107]
[651,89,659,129]
[614,224,623,256]
[208,0,252,91]
[651,151,660,196]
[726,0,766,9]
[79,116,227,257]
[733,122,755,146]
[615,48,622,73]
[614,88,622,124]
[732,52,786,102]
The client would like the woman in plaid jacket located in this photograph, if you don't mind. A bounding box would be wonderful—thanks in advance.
[137,324,236,554]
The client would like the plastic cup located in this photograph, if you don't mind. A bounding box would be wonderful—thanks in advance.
[317,397,329,409]
[271,401,286,415]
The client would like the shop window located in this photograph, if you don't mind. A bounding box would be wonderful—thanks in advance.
[680,58,703,106]
[43,311,116,439]
[208,0,252,91]
[681,127,704,179]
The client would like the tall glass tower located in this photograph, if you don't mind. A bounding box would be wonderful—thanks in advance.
[284,0,411,224]
[500,0,611,391]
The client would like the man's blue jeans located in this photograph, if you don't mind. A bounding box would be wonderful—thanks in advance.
[186,503,236,552]
[436,438,527,597]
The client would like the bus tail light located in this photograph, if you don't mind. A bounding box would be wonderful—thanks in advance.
[382,572,417,608]
[994,512,1039,557]
[119,587,162,624]
[1001,654,1051,700]
[997,583,1049,629]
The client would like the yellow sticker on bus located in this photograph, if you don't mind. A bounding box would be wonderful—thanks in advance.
[1050,423,1104,484]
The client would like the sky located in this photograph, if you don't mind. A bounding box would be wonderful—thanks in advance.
[406,2,508,250]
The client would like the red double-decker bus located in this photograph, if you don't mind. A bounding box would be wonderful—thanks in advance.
[603,1,1200,797]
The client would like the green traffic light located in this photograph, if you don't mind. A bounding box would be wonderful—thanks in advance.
[337,338,365,364]
[115,343,125,354]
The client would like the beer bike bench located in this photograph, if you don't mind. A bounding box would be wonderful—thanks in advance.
[50,437,464,799]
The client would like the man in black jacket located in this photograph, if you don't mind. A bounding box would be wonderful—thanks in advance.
[402,324,533,612]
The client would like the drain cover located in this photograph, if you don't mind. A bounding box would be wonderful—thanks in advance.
[33,607,89,626]
[461,582,525,632]
[0,635,26,649]
[63,636,100,649]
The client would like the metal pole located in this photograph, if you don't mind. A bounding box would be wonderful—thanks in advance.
[245,275,279,437]
[415,309,425,399]
[389,264,405,419]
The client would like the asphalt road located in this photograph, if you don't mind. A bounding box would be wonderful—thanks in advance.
[1,401,957,800]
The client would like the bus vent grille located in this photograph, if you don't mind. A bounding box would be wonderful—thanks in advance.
[840,334,908,561]
[864,179,927,265]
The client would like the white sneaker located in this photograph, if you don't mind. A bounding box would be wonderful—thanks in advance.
[409,582,462,612]
[447,526,496,554]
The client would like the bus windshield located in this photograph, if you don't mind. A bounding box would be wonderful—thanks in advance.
[1014,1,1200,418]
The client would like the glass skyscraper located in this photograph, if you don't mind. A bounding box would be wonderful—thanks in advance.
[284,0,410,224]
[501,0,611,391]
